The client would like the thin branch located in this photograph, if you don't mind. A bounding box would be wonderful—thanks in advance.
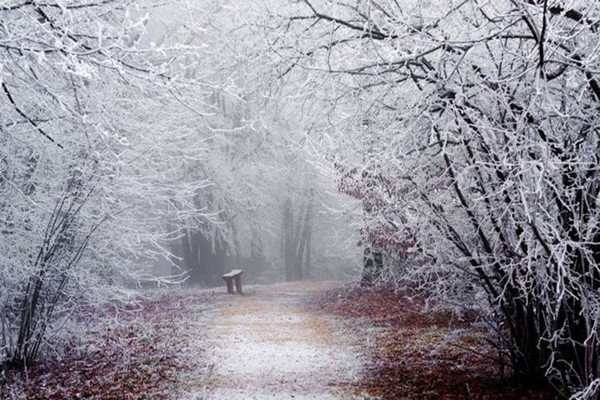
[2,83,64,149]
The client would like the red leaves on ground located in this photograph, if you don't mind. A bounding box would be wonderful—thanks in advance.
[311,285,555,400]
[2,292,215,400]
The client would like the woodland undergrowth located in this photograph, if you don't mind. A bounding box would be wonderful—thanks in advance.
[310,285,555,400]
[1,290,216,400]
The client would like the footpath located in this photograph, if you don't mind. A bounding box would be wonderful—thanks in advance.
[192,282,366,400]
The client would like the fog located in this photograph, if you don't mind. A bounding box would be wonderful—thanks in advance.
[3,1,600,397]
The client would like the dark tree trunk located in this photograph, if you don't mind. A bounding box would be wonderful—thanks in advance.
[178,228,227,287]
[282,198,312,281]
[198,234,226,287]
[361,246,383,287]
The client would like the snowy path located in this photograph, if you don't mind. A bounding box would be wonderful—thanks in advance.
[192,282,365,400]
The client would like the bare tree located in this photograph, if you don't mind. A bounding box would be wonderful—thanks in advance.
[270,0,600,397]
[0,0,244,367]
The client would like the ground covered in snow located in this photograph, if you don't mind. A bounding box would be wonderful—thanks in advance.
[2,282,555,399]
[195,282,365,400]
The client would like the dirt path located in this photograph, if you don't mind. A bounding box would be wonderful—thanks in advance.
[192,282,366,400]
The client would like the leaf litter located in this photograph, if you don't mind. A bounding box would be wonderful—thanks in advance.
[1,290,217,400]
[310,285,555,400]
[1,282,555,399]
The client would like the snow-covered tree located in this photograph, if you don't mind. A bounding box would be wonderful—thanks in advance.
[0,0,240,367]
[270,0,600,397]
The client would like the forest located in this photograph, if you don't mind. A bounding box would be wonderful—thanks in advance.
[1,0,600,399]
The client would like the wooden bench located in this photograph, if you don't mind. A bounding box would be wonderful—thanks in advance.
[222,269,243,294]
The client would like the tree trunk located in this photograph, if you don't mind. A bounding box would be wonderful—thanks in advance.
[361,246,383,287]
[282,199,312,281]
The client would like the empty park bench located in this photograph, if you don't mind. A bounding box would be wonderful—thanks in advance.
[222,269,243,294]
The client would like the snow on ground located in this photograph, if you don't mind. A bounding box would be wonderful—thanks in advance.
[183,282,366,400]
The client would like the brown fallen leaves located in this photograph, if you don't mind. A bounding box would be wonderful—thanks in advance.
[310,285,555,400]
[2,284,557,399]
[1,291,216,400]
